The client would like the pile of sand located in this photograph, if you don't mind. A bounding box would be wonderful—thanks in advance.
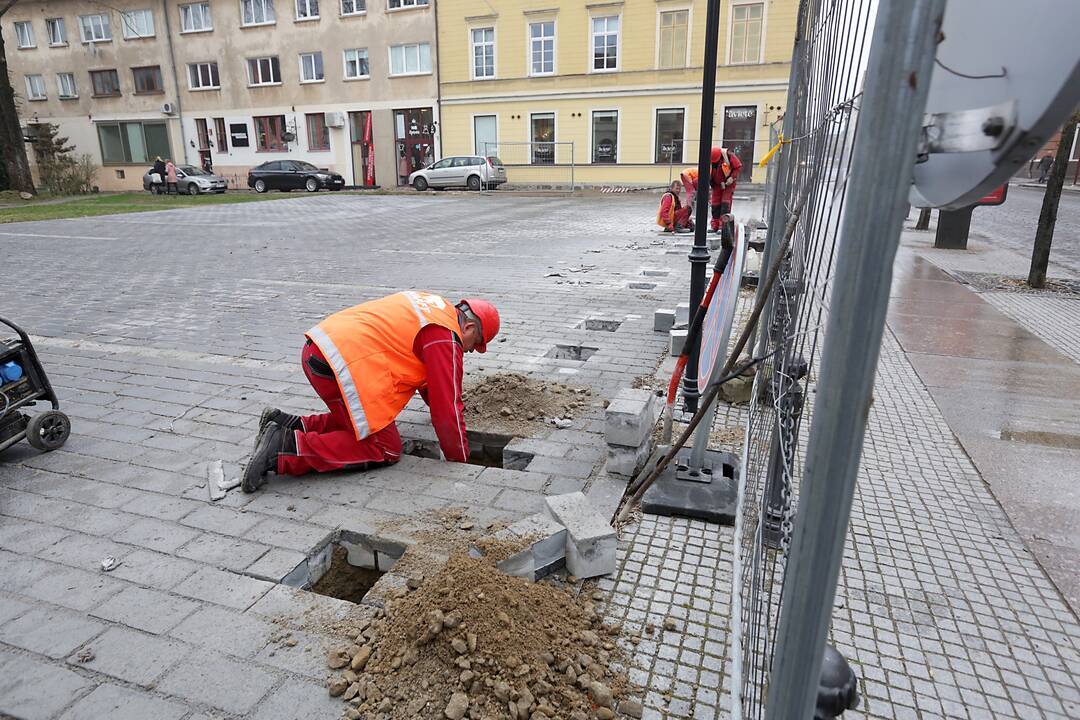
[324,554,635,719]
[463,373,592,436]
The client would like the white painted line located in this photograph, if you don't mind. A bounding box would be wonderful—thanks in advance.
[0,231,113,241]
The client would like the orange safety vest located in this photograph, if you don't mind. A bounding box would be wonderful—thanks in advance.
[305,291,462,440]
[656,191,680,227]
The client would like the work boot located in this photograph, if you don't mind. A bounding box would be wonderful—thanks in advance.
[243,425,288,493]
[253,407,301,454]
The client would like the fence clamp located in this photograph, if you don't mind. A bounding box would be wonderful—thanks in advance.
[917,99,1018,160]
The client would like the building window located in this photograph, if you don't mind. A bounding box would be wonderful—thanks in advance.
[188,62,220,89]
[79,14,112,43]
[132,66,163,94]
[658,10,688,69]
[655,108,685,163]
[389,43,431,76]
[247,56,281,85]
[25,75,46,100]
[180,2,213,32]
[530,112,555,165]
[121,9,155,38]
[214,118,229,153]
[306,113,330,151]
[730,3,763,64]
[15,21,36,48]
[471,27,494,79]
[254,114,287,151]
[591,110,617,163]
[343,48,369,79]
[341,0,365,15]
[388,0,427,9]
[299,52,324,82]
[46,18,67,46]
[474,114,497,157]
[529,21,554,76]
[97,121,170,164]
[57,72,78,99]
[591,16,619,71]
[295,0,319,20]
[89,69,121,97]
[242,0,276,26]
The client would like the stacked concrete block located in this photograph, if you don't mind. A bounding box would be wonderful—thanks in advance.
[542,492,617,579]
[653,308,675,333]
[604,387,659,478]
[675,302,690,326]
[669,328,688,356]
[469,513,566,581]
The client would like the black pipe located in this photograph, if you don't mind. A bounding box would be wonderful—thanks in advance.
[682,0,723,414]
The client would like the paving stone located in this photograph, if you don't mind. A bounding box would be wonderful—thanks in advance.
[168,605,278,658]
[74,626,189,686]
[0,649,93,720]
[475,466,550,491]
[113,517,203,554]
[176,531,270,572]
[247,584,361,627]
[57,683,190,720]
[157,648,277,714]
[245,547,307,582]
[472,512,567,581]
[543,492,618,578]
[181,503,266,536]
[0,517,72,554]
[606,442,652,478]
[20,563,127,612]
[670,328,689,356]
[243,516,335,552]
[35,531,133,571]
[91,585,201,634]
[176,566,275,610]
[654,308,676,333]
[253,677,348,719]
[106,548,200,590]
[0,606,105,659]
[251,628,329,679]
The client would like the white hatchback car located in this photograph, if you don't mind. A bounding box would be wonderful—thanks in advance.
[409,155,507,191]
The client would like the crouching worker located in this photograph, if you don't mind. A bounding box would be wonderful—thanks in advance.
[243,292,500,492]
[656,180,693,233]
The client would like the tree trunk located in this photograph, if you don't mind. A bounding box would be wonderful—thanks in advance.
[914,208,932,230]
[1028,111,1080,288]
[0,7,36,194]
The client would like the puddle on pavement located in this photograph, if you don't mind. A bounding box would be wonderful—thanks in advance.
[546,344,598,361]
[999,429,1080,450]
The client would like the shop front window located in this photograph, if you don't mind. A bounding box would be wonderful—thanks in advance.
[530,112,555,165]
[394,107,434,185]
[591,110,617,163]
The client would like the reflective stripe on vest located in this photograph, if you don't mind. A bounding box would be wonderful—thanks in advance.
[305,324,370,438]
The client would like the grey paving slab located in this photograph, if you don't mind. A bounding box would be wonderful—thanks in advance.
[73,626,189,686]
[0,605,105,659]
[0,649,92,720]
[176,566,275,610]
[156,648,278,714]
[90,585,201,634]
[57,683,190,720]
[168,605,279,658]
[252,677,346,720]
[105,548,201,590]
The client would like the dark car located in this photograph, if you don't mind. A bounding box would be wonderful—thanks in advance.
[247,160,345,193]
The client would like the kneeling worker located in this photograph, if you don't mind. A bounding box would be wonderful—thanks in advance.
[243,291,500,492]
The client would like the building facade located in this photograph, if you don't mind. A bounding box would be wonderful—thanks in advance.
[435,0,796,187]
[4,0,441,190]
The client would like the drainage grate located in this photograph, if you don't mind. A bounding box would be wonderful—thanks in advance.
[403,430,512,468]
[578,318,622,332]
[546,344,598,361]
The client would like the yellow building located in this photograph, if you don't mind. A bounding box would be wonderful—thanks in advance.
[435,0,796,188]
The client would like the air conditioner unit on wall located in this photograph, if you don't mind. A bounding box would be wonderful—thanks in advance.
[324,111,346,128]
[161,102,176,115]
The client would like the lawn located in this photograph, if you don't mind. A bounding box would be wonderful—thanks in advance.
[0,191,301,224]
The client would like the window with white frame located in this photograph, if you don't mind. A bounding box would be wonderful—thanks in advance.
[242,0,276,26]
[388,0,427,9]
[15,21,35,48]
[188,62,220,89]
[389,42,431,75]
[341,0,365,15]
[343,48,369,79]
[79,14,112,42]
[658,10,688,69]
[296,0,319,20]
[247,56,281,85]
[180,2,213,31]
[299,52,324,81]
[57,72,78,98]
[529,21,554,76]
[530,112,555,164]
[730,3,763,63]
[591,16,618,70]
[25,75,46,100]
[655,108,685,163]
[46,18,67,45]
[121,9,155,38]
[471,27,494,79]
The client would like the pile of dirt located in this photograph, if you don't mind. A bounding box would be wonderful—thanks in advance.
[323,553,634,719]
[463,373,592,436]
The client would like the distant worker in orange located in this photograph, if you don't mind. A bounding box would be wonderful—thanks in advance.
[708,146,742,235]
[679,167,700,208]
[243,292,500,492]
[656,180,693,233]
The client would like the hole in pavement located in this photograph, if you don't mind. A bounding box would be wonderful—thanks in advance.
[628,281,657,290]
[402,429,512,468]
[309,545,385,604]
[285,531,409,604]
[578,318,622,332]
[546,344,598,361]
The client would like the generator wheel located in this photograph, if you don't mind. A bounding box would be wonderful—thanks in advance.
[27,411,70,452]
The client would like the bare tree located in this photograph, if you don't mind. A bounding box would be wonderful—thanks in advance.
[0,0,36,194]
[1028,110,1080,288]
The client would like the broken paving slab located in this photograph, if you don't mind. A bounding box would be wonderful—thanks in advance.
[469,513,566,582]
[542,492,617,579]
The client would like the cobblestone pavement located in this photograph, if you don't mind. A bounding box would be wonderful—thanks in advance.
[1,194,1078,720]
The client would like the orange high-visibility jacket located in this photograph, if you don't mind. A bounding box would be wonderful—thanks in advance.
[305,291,462,440]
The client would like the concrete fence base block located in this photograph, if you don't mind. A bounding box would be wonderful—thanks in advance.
[470,513,567,582]
[654,308,676,333]
[542,492,618,579]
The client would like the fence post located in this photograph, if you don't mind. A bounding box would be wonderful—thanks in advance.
[763,1,945,718]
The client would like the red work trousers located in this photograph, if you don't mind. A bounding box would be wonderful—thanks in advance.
[277,342,402,476]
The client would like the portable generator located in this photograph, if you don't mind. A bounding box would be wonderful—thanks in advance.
[0,316,70,453]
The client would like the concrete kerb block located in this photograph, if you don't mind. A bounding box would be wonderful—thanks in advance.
[606,442,652,478]
[675,302,690,326]
[469,513,567,582]
[653,308,675,333]
[604,388,659,448]
[670,328,688,357]
[542,492,617,579]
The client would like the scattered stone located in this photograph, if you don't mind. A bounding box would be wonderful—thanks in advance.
[451,637,469,654]
[663,618,679,632]
[328,677,349,697]
[407,574,424,590]
[589,681,613,708]
[595,708,615,720]
[343,682,360,701]
[619,699,644,718]
[327,648,350,670]
[76,648,94,663]
[444,691,469,719]
[350,645,372,671]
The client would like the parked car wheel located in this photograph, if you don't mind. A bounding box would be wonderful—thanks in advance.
[413,177,429,191]
[467,175,482,191]
[187,183,201,196]
[305,178,319,193]
[254,179,268,193]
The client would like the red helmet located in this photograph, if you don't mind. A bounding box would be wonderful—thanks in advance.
[711,146,723,164]
[458,298,500,353]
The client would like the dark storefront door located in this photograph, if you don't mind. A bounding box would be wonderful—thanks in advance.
[349,111,376,187]
[395,108,435,186]
[722,105,757,182]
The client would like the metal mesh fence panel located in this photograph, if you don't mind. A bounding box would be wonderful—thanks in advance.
[479,141,576,193]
